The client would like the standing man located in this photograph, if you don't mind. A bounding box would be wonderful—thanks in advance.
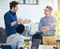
[4,1,31,37]
[38,6,56,45]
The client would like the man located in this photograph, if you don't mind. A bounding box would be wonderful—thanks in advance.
[6,24,25,49]
[38,6,56,45]
[4,1,31,37]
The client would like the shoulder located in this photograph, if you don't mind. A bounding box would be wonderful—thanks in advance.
[7,34,16,39]
[51,16,56,21]
[15,34,25,40]
[51,16,56,19]
[6,34,18,44]
[6,34,15,43]
[19,35,25,40]
[4,11,10,16]
[4,11,11,18]
[40,16,45,21]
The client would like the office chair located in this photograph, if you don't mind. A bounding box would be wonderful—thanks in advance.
[1,44,12,49]
[32,32,43,44]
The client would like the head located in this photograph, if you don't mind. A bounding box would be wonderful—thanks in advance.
[10,1,19,12]
[44,6,53,16]
[16,24,25,34]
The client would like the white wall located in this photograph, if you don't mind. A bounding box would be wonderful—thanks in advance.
[0,0,58,28]
[17,0,52,23]
[0,0,14,28]
[17,0,58,23]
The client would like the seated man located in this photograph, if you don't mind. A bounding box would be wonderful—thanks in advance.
[6,24,25,49]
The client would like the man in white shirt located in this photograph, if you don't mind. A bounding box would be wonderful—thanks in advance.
[6,24,25,49]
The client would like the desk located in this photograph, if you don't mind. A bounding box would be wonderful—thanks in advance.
[38,45,53,49]
[38,45,60,49]
[25,45,59,49]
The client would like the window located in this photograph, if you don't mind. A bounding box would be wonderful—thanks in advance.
[15,0,38,5]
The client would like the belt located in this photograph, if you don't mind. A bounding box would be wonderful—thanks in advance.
[43,34,55,36]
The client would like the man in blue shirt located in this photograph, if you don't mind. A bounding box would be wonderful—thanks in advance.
[4,1,31,37]
[38,6,56,45]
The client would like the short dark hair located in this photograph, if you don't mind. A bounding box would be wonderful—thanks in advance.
[10,1,19,9]
[46,6,53,11]
[16,24,25,34]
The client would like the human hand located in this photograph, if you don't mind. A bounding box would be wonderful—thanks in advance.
[17,17,24,24]
[23,19,31,24]
[41,26,49,32]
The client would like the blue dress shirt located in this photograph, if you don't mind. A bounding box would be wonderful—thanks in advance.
[4,10,18,37]
[38,16,56,35]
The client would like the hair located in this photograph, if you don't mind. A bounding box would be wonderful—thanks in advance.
[46,6,53,11]
[16,24,25,34]
[9,1,19,9]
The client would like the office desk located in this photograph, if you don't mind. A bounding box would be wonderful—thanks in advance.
[38,45,54,49]
[38,45,60,49]
[24,45,59,49]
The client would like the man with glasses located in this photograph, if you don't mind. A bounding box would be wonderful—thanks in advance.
[38,6,56,45]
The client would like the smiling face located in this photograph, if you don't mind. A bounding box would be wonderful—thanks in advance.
[11,5,19,13]
[13,5,18,12]
[10,1,19,12]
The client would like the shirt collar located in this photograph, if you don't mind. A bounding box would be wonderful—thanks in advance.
[16,33,21,36]
[16,33,25,39]
[16,33,24,37]
[45,15,52,18]
[9,10,16,15]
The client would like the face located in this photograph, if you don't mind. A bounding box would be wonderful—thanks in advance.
[12,5,18,12]
[44,8,51,16]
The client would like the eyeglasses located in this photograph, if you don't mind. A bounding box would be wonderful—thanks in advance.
[44,9,50,12]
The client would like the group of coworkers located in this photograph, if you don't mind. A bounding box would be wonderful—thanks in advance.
[4,1,56,49]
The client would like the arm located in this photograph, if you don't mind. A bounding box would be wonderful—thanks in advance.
[11,18,31,26]
[38,19,49,32]
[49,18,56,33]
[11,17,23,26]
[40,19,56,33]
[42,26,49,31]
[18,38,24,49]
[4,14,11,27]
[4,14,18,27]
[38,19,43,32]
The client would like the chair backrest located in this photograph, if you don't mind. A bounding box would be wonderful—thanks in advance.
[32,32,43,44]
[1,44,12,49]
[31,39,40,49]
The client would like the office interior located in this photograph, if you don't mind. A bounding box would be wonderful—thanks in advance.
[0,0,60,49]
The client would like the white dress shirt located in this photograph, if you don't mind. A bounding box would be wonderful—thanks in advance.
[6,33,25,49]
